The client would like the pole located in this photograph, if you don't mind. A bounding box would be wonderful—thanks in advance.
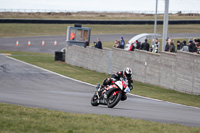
[162,0,169,51]
[153,0,158,53]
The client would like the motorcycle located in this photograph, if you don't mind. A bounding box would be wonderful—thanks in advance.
[91,78,130,108]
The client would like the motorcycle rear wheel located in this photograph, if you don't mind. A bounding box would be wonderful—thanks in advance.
[91,94,99,106]
[107,91,122,108]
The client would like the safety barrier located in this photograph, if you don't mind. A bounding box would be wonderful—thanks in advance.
[65,45,200,95]
[1,18,200,24]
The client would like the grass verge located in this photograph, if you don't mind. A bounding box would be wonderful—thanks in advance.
[1,103,199,133]
[1,50,200,108]
[1,23,200,37]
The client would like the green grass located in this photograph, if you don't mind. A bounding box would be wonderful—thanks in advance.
[1,23,200,37]
[1,51,200,132]
[1,50,200,108]
[1,103,199,133]
[0,24,73,37]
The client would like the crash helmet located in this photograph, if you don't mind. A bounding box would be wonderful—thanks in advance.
[123,67,132,78]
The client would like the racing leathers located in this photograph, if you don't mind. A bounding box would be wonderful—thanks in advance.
[98,71,133,101]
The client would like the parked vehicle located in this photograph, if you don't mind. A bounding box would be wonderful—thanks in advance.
[124,33,162,51]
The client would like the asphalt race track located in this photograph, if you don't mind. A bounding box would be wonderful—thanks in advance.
[0,33,200,53]
[0,33,200,127]
[0,55,200,127]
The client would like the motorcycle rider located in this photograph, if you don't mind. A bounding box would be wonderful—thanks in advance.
[97,67,133,101]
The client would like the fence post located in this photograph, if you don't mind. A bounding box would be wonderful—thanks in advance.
[108,51,112,74]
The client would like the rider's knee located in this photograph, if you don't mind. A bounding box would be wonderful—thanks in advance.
[103,78,111,86]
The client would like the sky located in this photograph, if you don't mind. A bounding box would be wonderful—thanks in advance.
[0,0,199,13]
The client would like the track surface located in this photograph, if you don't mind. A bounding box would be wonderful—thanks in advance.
[0,33,200,127]
[0,55,200,127]
[0,33,200,53]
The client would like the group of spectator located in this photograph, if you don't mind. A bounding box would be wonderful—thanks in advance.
[113,37,126,49]
[92,37,125,50]
[165,38,200,54]
[87,36,200,55]
[113,37,160,53]
[84,38,103,49]
[92,36,126,50]
[164,38,175,52]
[126,38,160,53]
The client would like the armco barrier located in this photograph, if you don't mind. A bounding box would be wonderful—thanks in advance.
[65,45,200,95]
[1,18,200,24]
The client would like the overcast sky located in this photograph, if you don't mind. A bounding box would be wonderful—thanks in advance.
[0,0,199,13]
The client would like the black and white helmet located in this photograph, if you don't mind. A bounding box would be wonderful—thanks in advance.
[123,67,132,78]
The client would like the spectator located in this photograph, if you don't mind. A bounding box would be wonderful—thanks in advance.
[135,40,141,49]
[94,38,102,49]
[151,38,160,53]
[188,38,192,43]
[70,32,75,40]
[165,38,170,52]
[117,41,121,48]
[120,37,125,49]
[177,40,183,51]
[113,40,120,48]
[169,38,175,53]
[140,39,150,51]
[188,38,196,52]
[181,40,189,52]
[196,43,200,54]
[84,39,89,48]
[193,38,196,44]
[129,41,135,51]
[193,39,199,53]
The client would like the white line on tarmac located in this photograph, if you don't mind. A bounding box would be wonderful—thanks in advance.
[5,55,200,110]
[5,56,96,87]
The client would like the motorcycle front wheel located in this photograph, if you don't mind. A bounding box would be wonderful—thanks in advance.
[107,91,122,108]
[91,94,99,106]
